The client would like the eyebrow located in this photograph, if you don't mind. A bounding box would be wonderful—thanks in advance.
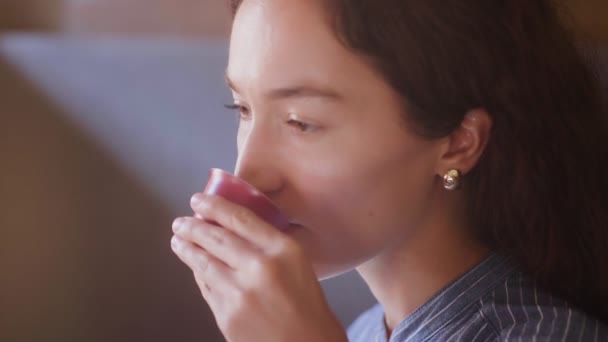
[225,73,342,101]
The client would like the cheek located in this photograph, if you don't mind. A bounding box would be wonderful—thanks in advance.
[327,164,432,236]
[293,139,438,262]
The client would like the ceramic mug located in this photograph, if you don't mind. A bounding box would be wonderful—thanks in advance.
[200,168,290,231]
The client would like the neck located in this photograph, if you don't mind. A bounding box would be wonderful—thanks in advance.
[356,192,490,336]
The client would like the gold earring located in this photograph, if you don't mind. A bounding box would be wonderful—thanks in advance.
[443,169,461,191]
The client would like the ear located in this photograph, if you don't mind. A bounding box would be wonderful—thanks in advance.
[435,109,492,176]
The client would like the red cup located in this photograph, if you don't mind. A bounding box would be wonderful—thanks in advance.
[201,168,290,231]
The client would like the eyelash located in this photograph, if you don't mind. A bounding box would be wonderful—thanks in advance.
[223,104,317,133]
[224,104,250,121]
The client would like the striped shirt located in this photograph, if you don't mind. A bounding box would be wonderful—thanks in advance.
[347,253,608,342]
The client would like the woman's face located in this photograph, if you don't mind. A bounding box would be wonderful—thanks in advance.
[227,0,444,279]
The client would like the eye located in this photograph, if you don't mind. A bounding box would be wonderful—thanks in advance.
[287,118,317,133]
[224,104,251,121]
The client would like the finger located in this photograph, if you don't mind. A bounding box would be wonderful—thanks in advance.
[173,217,259,269]
[190,194,286,251]
[195,272,212,304]
[171,235,237,301]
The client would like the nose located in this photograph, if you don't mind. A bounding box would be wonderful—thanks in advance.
[233,122,283,197]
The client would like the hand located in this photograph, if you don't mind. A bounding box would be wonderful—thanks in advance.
[171,193,347,342]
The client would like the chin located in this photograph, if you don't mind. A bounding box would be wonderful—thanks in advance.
[317,266,356,281]
[285,224,367,279]
[312,260,361,281]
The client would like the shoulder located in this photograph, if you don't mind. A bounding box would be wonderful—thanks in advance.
[347,303,384,342]
[477,270,608,341]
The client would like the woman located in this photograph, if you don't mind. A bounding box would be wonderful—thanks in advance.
[171,0,608,341]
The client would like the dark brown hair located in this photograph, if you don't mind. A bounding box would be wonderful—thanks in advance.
[229,0,608,322]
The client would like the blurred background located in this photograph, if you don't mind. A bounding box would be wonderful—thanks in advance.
[0,1,606,341]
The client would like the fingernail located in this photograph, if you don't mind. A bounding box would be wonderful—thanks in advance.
[190,193,205,207]
[172,217,185,233]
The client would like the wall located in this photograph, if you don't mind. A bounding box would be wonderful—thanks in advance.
[0,1,63,31]
[0,1,606,42]
[62,0,231,36]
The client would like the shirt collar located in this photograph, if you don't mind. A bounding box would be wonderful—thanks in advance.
[380,252,519,342]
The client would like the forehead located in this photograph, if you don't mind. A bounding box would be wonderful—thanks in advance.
[226,0,364,91]
[229,0,333,57]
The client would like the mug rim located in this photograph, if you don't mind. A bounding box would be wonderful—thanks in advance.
[208,168,278,206]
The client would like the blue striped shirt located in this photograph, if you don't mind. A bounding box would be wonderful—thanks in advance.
[347,253,608,341]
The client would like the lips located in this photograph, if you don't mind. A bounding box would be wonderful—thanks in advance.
[284,222,305,234]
